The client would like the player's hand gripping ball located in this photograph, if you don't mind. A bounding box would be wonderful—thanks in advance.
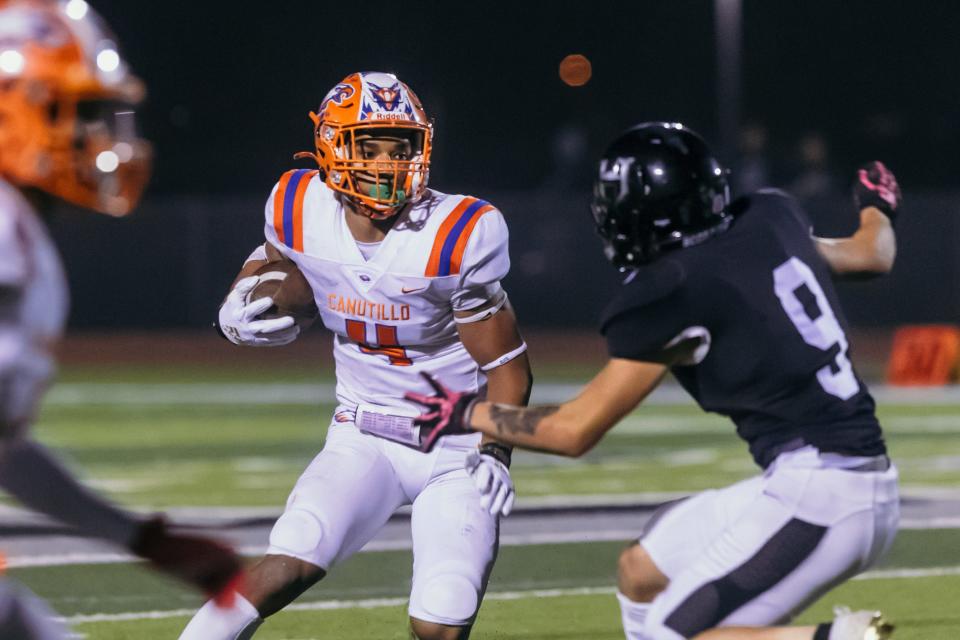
[247,261,318,329]
[218,260,316,347]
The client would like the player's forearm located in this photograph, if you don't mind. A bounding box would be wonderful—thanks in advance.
[228,258,268,292]
[228,242,286,291]
[480,355,533,447]
[468,400,597,457]
[0,437,140,547]
[814,207,896,277]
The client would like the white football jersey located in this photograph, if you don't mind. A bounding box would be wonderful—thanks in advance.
[0,179,69,430]
[254,170,510,413]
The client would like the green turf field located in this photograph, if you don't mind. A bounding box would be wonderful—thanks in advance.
[12,364,960,638]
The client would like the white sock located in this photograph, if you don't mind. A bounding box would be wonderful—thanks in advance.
[616,591,651,640]
[178,594,263,640]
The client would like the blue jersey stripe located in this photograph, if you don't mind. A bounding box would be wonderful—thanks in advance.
[438,199,489,276]
[282,169,311,248]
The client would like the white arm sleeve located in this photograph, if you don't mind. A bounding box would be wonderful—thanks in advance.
[451,208,511,312]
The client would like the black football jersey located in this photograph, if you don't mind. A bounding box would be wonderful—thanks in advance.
[600,189,885,468]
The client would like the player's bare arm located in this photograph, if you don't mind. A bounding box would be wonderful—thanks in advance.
[411,357,670,458]
[471,358,667,456]
[228,241,286,289]
[455,298,531,516]
[455,299,532,410]
[814,161,901,277]
[814,206,896,276]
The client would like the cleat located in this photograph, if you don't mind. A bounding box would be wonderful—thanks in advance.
[830,606,895,640]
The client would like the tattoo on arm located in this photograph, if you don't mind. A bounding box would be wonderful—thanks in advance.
[488,404,560,436]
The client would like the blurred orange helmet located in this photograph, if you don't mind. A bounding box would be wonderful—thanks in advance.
[299,72,432,219]
[0,0,151,216]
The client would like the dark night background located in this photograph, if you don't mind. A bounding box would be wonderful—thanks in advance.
[49,0,960,329]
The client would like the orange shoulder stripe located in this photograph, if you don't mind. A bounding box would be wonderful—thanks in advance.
[448,202,495,275]
[291,170,316,252]
[425,197,478,277]
[272,170,297,245]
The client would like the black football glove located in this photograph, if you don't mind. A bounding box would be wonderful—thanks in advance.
[130,516,244,606]
[853,161,901,225]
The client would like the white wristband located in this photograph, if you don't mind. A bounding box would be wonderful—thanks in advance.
[480,341,528,371]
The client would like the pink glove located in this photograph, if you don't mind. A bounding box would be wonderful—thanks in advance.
[405,373,478,452]
[853,161,901,224]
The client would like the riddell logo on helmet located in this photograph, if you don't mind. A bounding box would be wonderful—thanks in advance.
[371,112,410,121]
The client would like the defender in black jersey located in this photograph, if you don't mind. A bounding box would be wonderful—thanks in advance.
[408,123,902,640]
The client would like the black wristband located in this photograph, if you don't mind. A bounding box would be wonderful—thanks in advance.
[813,622,832,640]
[479,442,512,468]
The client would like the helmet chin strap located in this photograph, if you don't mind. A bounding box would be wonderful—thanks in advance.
[293,150,319,163]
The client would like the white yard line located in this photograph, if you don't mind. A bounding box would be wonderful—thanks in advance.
[44,383,960,407]
[59,567,960,625]
[9,516,958,569]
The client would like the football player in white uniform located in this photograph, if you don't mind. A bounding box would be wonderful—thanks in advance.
[0,2,242,637]
[184,71,531,640]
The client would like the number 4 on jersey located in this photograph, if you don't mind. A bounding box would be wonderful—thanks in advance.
[345,319,412,366]
[773,257,859,400]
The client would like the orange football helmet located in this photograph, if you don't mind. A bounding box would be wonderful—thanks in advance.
[0,0,151,216]
[296,72,432,219]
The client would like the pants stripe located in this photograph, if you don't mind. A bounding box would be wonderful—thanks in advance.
[664,518,827,637]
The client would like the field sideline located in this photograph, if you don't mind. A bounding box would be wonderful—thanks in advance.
[10,365,960,638]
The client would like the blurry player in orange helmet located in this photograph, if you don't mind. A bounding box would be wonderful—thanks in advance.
[184,71,531,640]
[0,1,241,636]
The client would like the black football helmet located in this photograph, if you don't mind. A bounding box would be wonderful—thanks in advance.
[591,122,731,269]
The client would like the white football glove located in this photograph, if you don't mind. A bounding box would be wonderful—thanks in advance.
[218,276,299,347]
[465,450,515,517]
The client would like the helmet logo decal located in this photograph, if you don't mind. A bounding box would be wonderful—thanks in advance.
[319,82,355,115]
[599,157,636,203]
[370,82,401,111]
[359,77,415,121]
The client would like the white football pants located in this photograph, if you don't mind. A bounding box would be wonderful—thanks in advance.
[266,416,497,626]
[634,446,899,639]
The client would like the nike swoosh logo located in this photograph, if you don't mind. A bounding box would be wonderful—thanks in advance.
[401,286,427,294]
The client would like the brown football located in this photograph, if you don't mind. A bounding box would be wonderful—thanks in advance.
[247,261,318,328]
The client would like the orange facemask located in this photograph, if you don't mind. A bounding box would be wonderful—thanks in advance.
[0,0,151,216]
